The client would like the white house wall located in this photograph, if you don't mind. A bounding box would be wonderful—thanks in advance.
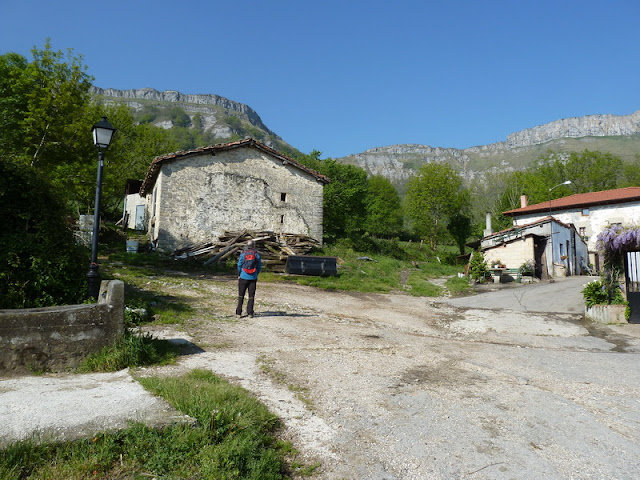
[146,148,324,252]
[123,193,146,230]
[483,236,535,270]
[512,200,640,252]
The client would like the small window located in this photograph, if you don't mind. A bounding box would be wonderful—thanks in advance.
[280,192,287,202]
[280,215,285,224]
[581,208,590,216]
[579,227,588,242]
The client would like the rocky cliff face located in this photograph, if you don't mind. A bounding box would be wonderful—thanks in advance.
[339,110,640,184]
[504,110,640,148]
[91,86,281,147]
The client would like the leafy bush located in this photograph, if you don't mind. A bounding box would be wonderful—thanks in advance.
[0,158,88,308]
[343,235,409,260]
[468,250,489,282]
[582,278,626,308]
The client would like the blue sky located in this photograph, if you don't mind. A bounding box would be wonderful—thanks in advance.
[1,0,639,158]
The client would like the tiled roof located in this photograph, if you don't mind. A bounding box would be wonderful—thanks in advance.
[503,186,640,216]
[139,138,330,195]
[484,216,573,241]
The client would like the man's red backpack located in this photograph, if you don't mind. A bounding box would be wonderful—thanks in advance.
[242,249,259,275]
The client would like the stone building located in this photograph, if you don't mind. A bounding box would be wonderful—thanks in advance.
[139,138,330,252]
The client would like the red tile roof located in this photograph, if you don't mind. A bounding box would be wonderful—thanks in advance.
[503,187,640,216]
[139,138,330,195]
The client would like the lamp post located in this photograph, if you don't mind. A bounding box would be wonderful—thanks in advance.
[87,116,116,299]
[547,180,572,281]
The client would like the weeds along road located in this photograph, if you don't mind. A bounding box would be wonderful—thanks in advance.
[139,275,640,480]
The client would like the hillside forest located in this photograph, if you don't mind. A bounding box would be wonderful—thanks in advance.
[2,42,640,307]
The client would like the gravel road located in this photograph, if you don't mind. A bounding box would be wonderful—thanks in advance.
[3,275,640,479]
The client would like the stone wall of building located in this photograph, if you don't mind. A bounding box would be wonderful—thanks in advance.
[0,281,125,377]
[148,148,324,252]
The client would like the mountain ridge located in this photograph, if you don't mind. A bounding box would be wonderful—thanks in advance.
[338,110,640,184]
[90,86,288,152]
[92,87,640,183]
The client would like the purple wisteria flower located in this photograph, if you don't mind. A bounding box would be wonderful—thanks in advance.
[597,225,640,253]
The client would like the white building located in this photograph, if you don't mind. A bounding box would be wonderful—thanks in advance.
[122,180,145,231]
[503,187,640,270]
[481,217,589,280]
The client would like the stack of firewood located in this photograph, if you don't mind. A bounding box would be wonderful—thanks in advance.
[172,230,320,270]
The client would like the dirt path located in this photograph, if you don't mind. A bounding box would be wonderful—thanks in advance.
[137,276,640,479]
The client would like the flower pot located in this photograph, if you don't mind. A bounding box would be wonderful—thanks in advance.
[585,304,627,324]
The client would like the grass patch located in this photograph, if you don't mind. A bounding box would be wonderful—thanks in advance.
[151,300,194,325]
[266,243,463,296]
[445,275,474,297]
[405,272,443,297]
[0,370,294,479]
[76,330,178,373]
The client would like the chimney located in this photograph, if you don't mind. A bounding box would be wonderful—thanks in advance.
[520,194,528,208]
[483,212,492,237]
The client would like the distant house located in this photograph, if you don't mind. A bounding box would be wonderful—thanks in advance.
[481,217,589,280]
[122,179,145,231]
[139,138,330,253]
[503,187,640,270]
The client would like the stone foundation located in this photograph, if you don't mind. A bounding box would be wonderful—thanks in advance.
[585,304,627,324]
[0,281,125,376]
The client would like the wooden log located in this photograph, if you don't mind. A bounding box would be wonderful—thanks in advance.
[204,243,238,266]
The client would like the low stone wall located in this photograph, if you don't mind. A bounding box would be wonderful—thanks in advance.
[585,304,628,324]
[0,281,125,376]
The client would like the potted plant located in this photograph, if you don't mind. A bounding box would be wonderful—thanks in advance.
[518,259,535,277]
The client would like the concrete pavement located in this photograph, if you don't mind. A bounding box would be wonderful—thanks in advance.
[440,275,598,314]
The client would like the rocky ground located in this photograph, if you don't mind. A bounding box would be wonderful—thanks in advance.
[3,275,640,479]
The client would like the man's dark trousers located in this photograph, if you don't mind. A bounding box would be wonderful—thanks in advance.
[236,278,257,316]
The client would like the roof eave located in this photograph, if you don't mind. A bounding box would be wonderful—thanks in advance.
[139,138,330,195]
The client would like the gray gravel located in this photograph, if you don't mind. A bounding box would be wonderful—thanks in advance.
[3,275,640,479]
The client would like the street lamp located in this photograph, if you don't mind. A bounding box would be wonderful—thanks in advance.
[87,116,116,299]
[548,180,572,281]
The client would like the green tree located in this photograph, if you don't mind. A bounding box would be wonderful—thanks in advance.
[86,103,179,215]
[364,175,403,237]
[448,212,472,255]
[0,158,87,307]
[404,163,469,250]
[528,150,623,196]
[168,106,191,128]
[296,151,369,242]
[563,150,623,192]
[621,156,640,187]
[0,42,178,217]
[0,52,30,155]
[3,40,93,170]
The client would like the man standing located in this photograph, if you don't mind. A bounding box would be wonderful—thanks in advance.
[236,240,262,317]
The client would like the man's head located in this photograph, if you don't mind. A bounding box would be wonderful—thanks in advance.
[247,240,255,248]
